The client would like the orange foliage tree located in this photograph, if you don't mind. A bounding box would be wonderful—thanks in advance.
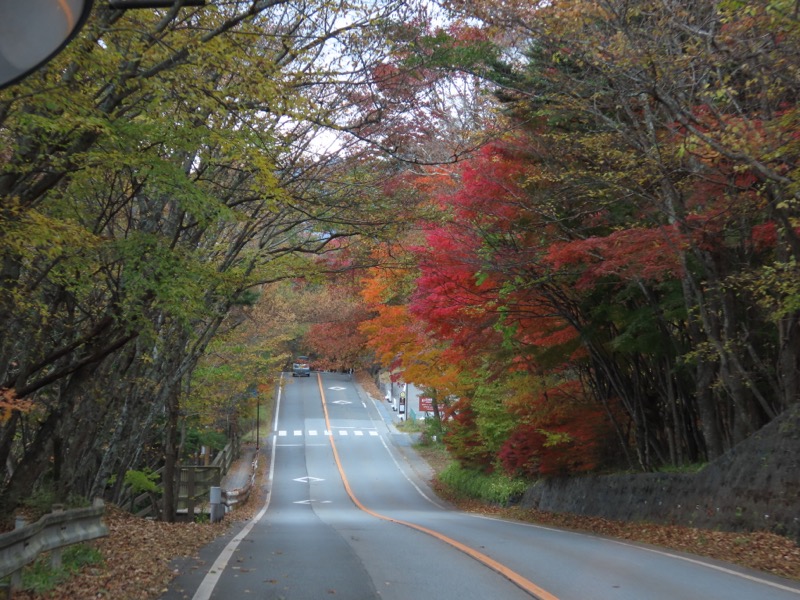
[359,242,472,413]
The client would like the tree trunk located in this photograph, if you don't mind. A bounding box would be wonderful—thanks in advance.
[0,411,20,482]
[778,315,800,410]
[162,386,180,523]
[0,408,61,515]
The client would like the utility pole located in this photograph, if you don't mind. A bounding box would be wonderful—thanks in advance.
[256,396,260,450]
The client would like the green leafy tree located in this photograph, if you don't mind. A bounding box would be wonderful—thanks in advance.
[0,0,430,518]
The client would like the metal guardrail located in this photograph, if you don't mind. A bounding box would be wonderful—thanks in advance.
[221,453,258,512]
[0,442,248,591]
[0,498,108,590]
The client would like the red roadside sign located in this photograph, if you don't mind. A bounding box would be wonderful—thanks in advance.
[419,397,433,412]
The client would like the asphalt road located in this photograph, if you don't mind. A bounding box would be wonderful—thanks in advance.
[162,372,800,600]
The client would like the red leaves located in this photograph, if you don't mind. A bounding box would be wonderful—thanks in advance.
[371,62,416,101]
[301,288,372,370]
[441,142,529,227]
[751,222,778,251]
[545,225,688,290]
[498,381,612,478]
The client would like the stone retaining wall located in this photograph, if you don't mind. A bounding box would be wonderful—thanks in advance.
[520,403,800,541]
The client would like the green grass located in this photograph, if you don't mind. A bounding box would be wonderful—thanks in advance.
[656,462,707,474]
[10,544,103,594]
[396,418,422,433]
[438,463,528,506]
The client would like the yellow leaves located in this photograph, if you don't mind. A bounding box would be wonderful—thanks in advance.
[1,208,100,260]
[542,0,609,35]
[250,155,292,205]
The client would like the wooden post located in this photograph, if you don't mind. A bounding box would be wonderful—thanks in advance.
[186,468,195,519]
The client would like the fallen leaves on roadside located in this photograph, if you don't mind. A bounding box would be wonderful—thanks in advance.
[15,504,227,600]
[429,478,800,581]
[15,454,269,600]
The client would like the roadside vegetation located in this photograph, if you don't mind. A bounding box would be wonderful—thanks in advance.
[1,0,799,585]
[8,545,103,596]
[437,463,527,506]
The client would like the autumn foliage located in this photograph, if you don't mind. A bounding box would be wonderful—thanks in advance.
[2,0,798,523]
[359,0,800,478]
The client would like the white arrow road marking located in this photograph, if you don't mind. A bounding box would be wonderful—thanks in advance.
[328,386,346,390]
[293,476,325,483]
[332,400,352,405]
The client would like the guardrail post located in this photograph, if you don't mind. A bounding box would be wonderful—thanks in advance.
[9,516,26,593]
[50,505,65,570]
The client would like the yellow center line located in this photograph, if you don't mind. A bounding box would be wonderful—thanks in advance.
[316,374,559,600]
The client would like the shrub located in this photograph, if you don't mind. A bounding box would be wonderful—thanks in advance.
[438,463,527,506]
[123,469,160,495]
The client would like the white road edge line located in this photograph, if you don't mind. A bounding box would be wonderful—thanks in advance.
[364,391,446,510]
[470,514,800,595]
[605,538,800,594]
[377,434,444,508]
[191,375,282,600]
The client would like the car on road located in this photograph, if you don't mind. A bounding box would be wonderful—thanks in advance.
[292,356,311,377]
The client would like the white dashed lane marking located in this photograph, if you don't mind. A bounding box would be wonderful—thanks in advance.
[276,429,380,438]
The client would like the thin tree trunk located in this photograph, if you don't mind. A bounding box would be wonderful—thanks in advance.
[163,386,180,523]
